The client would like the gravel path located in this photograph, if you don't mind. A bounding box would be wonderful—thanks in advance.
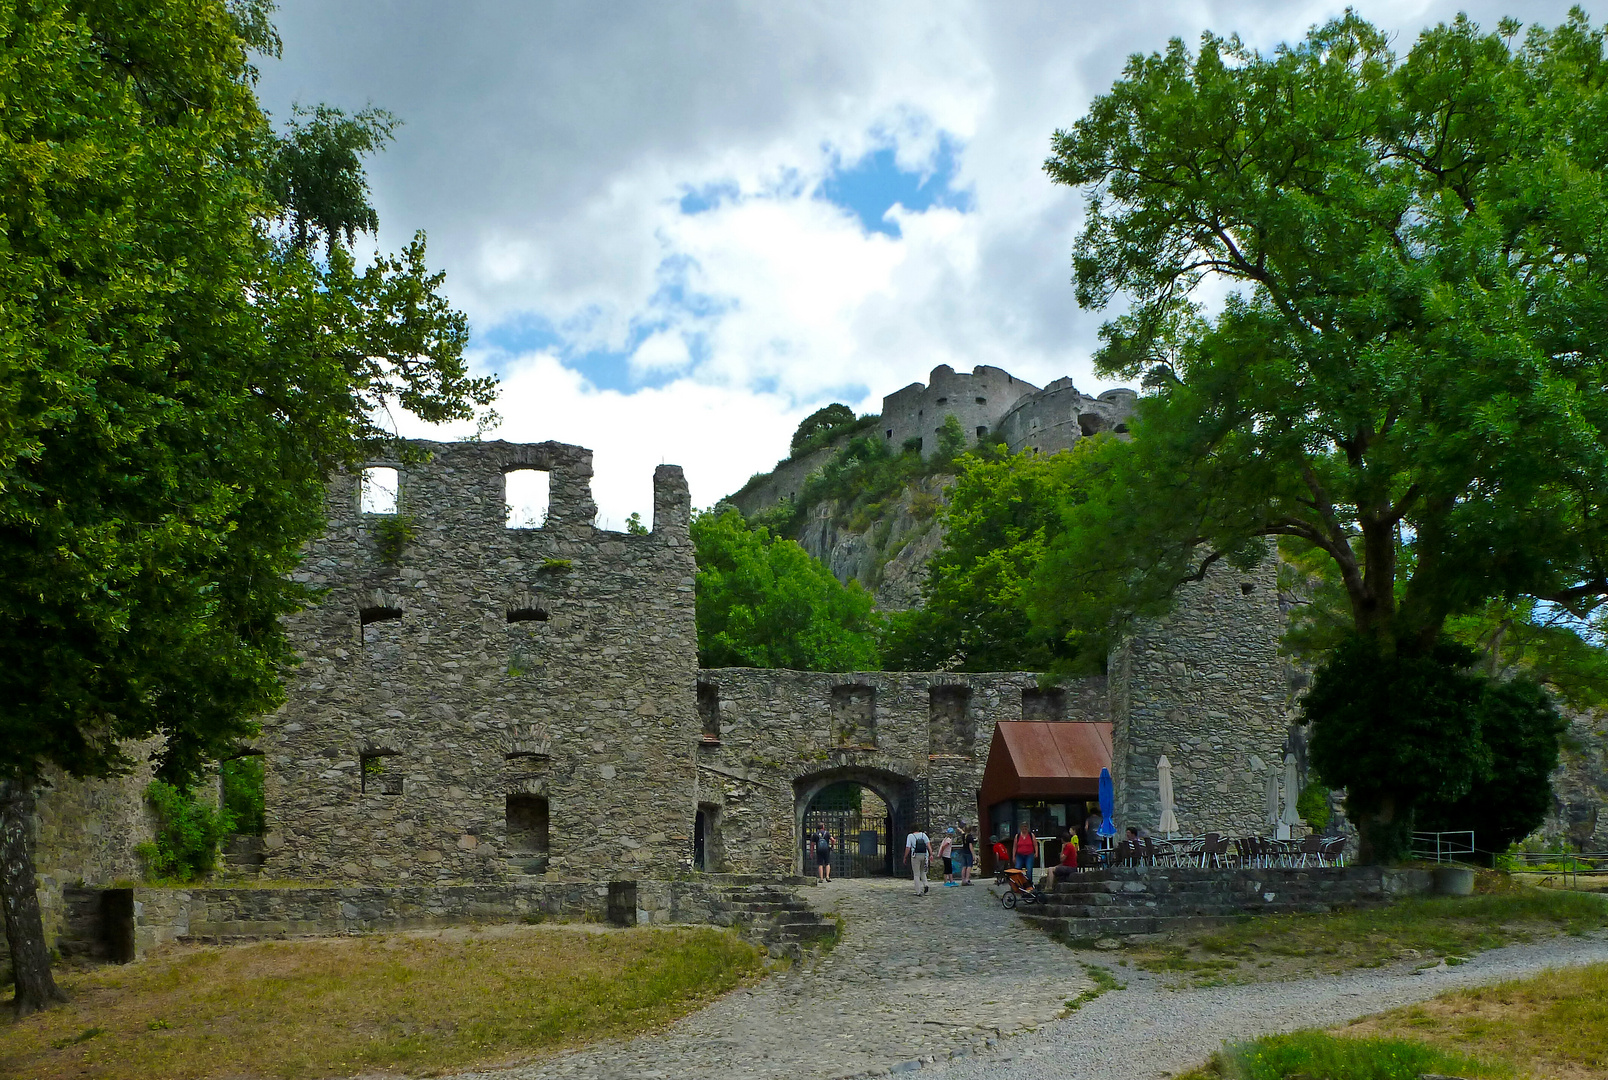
[930,929,1608,1080]
[454,876,1087,1080]
[445,879,1608,1080]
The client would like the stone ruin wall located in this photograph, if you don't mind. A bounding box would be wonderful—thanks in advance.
[693,668,1109,875]
[258,440,699,885]
[2,760,156,970]
[996,379,1138,457]
[879,364,1038,460]
[1108,558,1294,838]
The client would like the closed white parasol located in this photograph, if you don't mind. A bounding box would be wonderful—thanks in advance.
[1157,756,1179,838]
[1279,752,1303,839]
[1264,766,1280,830]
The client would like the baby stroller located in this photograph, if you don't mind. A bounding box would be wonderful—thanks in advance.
[998,866,1045,908]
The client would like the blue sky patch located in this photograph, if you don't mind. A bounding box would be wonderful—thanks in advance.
[679,180,740,215]
[817,134,972,238]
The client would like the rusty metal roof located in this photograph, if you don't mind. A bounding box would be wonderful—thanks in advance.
[979,721,1114,806]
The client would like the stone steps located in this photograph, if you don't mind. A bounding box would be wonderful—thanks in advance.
[713,882,838,958]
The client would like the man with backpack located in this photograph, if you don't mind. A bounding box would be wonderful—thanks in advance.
[903,827,932,895]
[810,824,834,882]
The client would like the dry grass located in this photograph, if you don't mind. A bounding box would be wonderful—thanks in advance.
[0,924,762,1080]
[1340,961,1608,1080]
[1124,884,1608,987]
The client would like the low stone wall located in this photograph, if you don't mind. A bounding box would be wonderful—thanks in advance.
[125,877,775,959]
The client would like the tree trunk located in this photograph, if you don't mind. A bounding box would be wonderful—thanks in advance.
[0,779,66,1017]
[1354,791,1414,866]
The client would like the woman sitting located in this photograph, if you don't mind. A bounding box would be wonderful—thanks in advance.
[1052,834,1080,882]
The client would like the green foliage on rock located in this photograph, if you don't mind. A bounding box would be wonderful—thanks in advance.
[1038,10,1608,859]
[1295,783,1331,833]
[692,508,882,671]
[789,403,857,456]
[371,514,417,565]
[135,782,235,882]
[884,441,1116,673]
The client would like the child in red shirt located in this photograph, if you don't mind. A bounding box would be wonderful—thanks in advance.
[991,835,1009,878]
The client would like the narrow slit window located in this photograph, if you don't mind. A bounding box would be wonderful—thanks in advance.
[697,682,720,742]
[505,468,550,529]
[508,606,549,623]
[360,468,399,515]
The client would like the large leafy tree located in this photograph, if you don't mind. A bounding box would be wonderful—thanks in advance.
[1038,11,1608,860]
[0,0,494,1014]
[693,508,882,672]
[885,441,1118,673]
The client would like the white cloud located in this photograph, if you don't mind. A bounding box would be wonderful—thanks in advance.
[262,0,1585,513]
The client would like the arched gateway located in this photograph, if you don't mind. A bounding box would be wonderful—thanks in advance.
[795,766,917,877]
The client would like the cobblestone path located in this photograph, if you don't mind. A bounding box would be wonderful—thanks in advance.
[457,876,1088,1080]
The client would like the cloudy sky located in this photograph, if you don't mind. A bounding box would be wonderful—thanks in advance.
[257,1,1577,527]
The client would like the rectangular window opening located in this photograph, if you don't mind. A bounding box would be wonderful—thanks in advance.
[976,426,987,439]
[360,467,399,515]
[1022,687,1067,722]
[505,468,551,529]
[507,794,550,854]
[697,682,721,742]
[830,684,876,748]
[929,686,974,756]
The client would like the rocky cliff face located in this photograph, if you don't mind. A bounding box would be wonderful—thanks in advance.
[1546,709,1608,850]
[793,474,952,611]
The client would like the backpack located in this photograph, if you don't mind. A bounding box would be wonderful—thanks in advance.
[913,835,928,854]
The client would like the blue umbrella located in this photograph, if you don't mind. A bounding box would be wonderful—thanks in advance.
[1098,768,1117,838]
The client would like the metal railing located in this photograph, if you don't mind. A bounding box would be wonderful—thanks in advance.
[1411,830,1475,864]
[1504,850,1608,890]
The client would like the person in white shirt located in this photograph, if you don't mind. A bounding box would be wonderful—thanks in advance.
[904,829,932,895]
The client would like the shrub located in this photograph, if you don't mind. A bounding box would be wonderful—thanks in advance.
[136,781,235,881]
[221,756,266,836]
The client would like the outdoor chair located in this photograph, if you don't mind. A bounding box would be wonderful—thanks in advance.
[1152,839,1177,866]
[1298,834,1323,867]
[1318,835,1348,867]
[1201,833,1228,868]
[1140,836,1157,865]
[1180,839,1206,867]
[1233,836,1256,868]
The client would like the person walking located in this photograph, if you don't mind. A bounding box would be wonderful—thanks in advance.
[958,821,976,885]
[904,826,932,895]
[810,823,834,882]
[1014,822,1037,882]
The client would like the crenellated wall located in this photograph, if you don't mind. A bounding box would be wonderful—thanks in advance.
[259,441,699,884]
[880,364,1039,459]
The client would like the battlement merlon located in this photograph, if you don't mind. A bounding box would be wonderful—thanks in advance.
[336,439,688,539]
[653,464,691,533]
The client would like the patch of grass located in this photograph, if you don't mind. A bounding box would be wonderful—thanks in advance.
[1061,963,1124,1015]
[1178,1030,1508,1080]
[0,925,762,1080]
[1126,888,1608,986]
[1342,961,1608,1079]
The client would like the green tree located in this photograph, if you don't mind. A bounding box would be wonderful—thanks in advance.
[0,0,494,1013]
[1037,11,1608,860]
[884,441,1116,672]
[790,403,856,455]
[693,508,882,671]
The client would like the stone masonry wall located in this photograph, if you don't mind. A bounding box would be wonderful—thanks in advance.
[694,668,1108,875]
[127,879,744,959]
[1108,558,1292,837]
[1,760,156,971]
[259,441,699,884]
[996,380,1137,457]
